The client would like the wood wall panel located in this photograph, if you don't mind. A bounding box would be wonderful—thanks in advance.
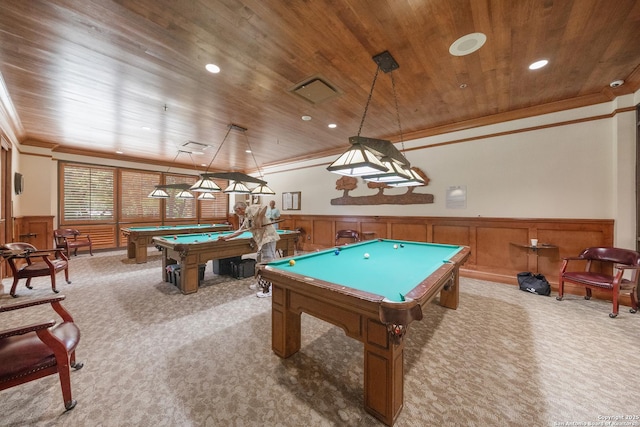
[432,224,471,246]
[13,216,54,250]
[390,223,428,242]
[72,225,118,249]
[476,226,528,273]
[361,221,387,240]
[312,220,333,247]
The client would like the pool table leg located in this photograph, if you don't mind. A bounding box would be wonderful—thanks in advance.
[126,236,136,259]
[363,319,404,426]
[271,284,301,358]
[438,271,459,310]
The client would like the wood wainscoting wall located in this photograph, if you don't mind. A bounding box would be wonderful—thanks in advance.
[278,214,627,305]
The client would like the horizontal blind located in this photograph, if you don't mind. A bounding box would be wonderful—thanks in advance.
[120,169,161,220]
[62,164,115,221]
[165,174,197,219]
[199,178,229,219]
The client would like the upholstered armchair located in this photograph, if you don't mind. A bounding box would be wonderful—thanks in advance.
[335,229,360,246]
[1,242,71,298]
[557,247,640,318]
[0,294,83,410]
[54,228,93,257]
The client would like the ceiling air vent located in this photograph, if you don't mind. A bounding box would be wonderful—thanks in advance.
[290,75,340,104]
[181,141,209,153]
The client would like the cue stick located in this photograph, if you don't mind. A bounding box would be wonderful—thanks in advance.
[259,219,286,227]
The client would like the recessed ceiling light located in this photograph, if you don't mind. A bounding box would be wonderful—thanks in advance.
[610,79,624,88]
[205,63,221,73]
[245,150,251,153]
[141,126,152,131]
[459,83,468,89]
[528,59,548,70]
[301,115,312,121]
[116,151,123,154]
[449,33,487,56]
[328,123,337,128]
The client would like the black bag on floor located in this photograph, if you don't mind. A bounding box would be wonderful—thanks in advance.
[517,272,551,296]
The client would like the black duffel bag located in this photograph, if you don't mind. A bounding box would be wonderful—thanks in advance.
[517,272,551,296]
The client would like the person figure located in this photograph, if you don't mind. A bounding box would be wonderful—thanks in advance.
[265,200,281,229]
[218,201,279,297]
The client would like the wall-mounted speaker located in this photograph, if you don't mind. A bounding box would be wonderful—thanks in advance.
[14,172,24,195]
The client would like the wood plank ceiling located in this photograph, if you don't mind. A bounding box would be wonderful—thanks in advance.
[0,0,639,172]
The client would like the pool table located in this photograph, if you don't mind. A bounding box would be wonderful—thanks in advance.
[121,223,231,263]
[152,229,300,294]
[259,239,470,426]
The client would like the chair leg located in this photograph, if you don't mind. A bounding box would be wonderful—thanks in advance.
[57,361,76,410]
[9,277,20,297]
[556,278,565,301]
[64,268,71,284]
[25,278,33,289]
[585,288,592,300]
[89,245,93,256]
[610,289,619,318]
[630,287,638,314]
[51,275,58,294]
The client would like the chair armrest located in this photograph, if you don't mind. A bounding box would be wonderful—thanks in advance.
[615,265,640,270]
[0,294,74,328]
[562,256,586,261]
[0,320,56,339]
[0,294,67,313]
[26,248,66,257]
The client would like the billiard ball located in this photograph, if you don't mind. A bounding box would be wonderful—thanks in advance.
[400,244,404,248]
[334,250,340,255]
[364,253,370,259]
[393,244,398,249]
[173,236,177,240]
[289,259,296,266]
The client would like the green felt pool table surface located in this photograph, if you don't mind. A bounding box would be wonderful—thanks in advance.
[126,223,230,232]
[156,229,295,243]
[266,239,464,302]
[121,223,232,263]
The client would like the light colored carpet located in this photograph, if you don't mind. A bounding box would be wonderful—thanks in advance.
[1,248,639,426]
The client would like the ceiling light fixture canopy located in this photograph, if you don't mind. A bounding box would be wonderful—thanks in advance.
[327,51,424,186]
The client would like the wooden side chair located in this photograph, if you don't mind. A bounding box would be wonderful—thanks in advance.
[54,228,93,257]
[335,229,360,246]
[0,295,83,410]
[557,246,640,318]
[1,242,71,298]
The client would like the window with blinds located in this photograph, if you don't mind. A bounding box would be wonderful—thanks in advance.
[199,178,230,220]
[165,174,197,219]
[120,169,162,220]
[61,164,115,221]
[60,162,231,224]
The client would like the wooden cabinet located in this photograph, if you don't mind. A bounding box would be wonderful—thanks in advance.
[13,216,54,250]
